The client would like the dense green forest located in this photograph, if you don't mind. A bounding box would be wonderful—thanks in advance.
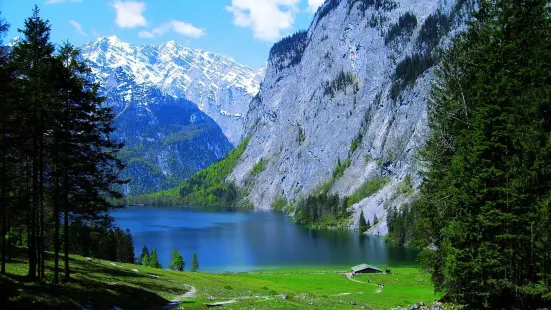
[388,0,551,308]
[178,136,251,206]
[119,136,251,207]
[0,8,128,283]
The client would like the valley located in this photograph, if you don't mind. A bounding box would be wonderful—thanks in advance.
[1,0,549,309]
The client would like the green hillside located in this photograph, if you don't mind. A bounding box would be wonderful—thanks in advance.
[0,247,443,309]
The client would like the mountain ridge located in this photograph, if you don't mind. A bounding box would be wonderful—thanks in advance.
[81,35,264,145]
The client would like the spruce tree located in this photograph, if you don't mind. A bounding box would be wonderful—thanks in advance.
[169,249,184,271]
[359,210,368,233]
[149,248,162,269]
[9,6,56,280]
[190,253,199,272]
[140,246,150,266]
[0,12,10,276]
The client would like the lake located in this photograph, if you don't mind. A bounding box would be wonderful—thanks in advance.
[111,206,419,272]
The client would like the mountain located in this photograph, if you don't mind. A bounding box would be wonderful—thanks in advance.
[227,0,470,233]
[78,36,268,195]
[81,36,263,145]
[109,88,232,196]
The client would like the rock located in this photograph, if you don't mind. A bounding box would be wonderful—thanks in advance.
[279,294,288,300]
[207,296,216,301]
[131,269,139,273]
[86,257,92,262]
[227,0,470,235]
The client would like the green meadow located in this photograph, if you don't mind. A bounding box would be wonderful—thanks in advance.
[0,247,442,309]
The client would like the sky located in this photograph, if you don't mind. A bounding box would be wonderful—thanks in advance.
[0,0,326,68]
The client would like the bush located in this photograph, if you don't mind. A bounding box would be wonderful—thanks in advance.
[271,195,288,211]
[250,158,266,177]
[346,178,389,208]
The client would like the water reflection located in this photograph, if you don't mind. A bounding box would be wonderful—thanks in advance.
[112,206,418,272]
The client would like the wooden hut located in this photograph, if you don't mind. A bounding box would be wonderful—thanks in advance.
[350,264,382,275]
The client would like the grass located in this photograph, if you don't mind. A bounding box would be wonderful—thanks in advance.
[1,247,442,309]
[346,177,390,208]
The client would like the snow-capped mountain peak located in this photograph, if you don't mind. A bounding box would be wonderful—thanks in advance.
[81,35,264,144]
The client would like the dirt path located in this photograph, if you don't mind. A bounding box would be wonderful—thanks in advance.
[178,284,197,299]
[164,284,197,309]
[345,273,366,284]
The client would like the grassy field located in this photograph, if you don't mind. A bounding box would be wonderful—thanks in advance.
[0,247,441,309]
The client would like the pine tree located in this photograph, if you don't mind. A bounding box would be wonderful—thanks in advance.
[169,249,184,271]
[149,248,162,269]
[139,246,150,266]
[9,6,56,280]
[359,210,368,233]
[190,253,199,272]
[0,12,10,276]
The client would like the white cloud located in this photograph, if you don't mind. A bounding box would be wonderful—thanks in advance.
[45,0,82,4]
[138,20,205,39]
[226,0,301,42]
[111,0,147,28]
[307,0,325,13]
[69,20,87,36]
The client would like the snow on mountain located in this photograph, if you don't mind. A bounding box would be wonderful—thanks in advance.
[80,35,264,145]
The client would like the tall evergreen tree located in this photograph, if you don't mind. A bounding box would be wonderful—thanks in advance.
[139,245,150,266]
[415,0,551,308]
[359,210,368,233]
[149,248,162,269]
[169,249,184,271]
[1,7,126,283]
[0,12,10,275]
[9,6,56,279]
[190,253,199,272]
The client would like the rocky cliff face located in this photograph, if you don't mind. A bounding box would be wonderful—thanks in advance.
[229,0,469,234]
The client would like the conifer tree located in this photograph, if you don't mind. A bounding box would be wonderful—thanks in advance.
[190,253,199,272]
[415,0,551,307]
[0,13,10,275]
[140,246,150,266]
[359,210,368,233]
[149,248,162,269]
[169,249,184,271]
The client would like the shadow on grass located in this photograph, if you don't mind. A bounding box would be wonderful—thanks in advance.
[1,271,171,310]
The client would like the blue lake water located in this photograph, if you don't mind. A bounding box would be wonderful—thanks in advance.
[111,206,418,272]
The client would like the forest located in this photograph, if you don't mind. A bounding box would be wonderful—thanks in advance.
[0,7,128,283]
[388,0,551,308]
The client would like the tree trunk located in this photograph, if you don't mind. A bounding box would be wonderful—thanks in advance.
[63,207,69,279]
[53,171,60,285]
[1,122,6,274]
[39,148,45,280]
[28,158,37,279]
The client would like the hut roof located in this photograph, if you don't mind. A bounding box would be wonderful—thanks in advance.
[351,264,382,273]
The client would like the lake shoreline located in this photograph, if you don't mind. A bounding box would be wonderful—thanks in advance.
[112,205,420,272]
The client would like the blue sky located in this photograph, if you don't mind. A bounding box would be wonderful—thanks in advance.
[1,0,325,68]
